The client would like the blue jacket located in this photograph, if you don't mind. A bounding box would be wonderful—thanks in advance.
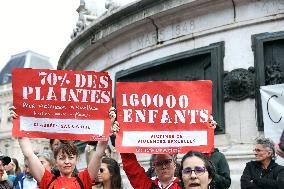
[14,173,39,189]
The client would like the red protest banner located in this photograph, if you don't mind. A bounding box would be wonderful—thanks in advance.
[12,68,112,141]
[116,80,213,154]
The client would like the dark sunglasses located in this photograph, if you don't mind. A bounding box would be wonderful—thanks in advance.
[99,168,104,173]
[182,166,206,176]
[153,159,173,168]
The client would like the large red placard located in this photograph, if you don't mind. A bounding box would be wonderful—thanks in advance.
[12,68,112,141]
[116,80,213,154]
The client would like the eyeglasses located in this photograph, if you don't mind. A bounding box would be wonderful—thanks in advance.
[153,159,173,168]
[253,148,266,153]
[182,166,206,176]
[99,168,104,173]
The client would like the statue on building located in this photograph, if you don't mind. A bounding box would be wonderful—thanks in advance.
[105,0,121,12]
[71,0,98,39]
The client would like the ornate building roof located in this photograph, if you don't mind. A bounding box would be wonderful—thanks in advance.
[0,51,53,85]
[0,50,53,168]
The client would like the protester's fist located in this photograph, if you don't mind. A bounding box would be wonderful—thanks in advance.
[8,106,18,120]
[111,121,120,136]
[109,107,116,123]
[209,115,217,129]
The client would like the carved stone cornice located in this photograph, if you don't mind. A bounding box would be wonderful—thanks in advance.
[223,67,255,102]
[59,0,252,70]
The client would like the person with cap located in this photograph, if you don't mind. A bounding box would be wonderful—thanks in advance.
[0,155,13,189]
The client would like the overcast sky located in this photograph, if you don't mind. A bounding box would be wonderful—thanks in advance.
[0,0,136,71]
[0,0,80,70]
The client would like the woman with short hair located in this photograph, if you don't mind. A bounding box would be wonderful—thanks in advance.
[240,137,284,189]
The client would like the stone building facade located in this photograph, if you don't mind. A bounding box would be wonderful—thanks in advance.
[58,0,284,188]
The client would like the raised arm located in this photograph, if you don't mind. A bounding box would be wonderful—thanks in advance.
[87,107,117,180]
[88,140,107,180]
[18,137,45,182]
[121,153,153,189]
[9,107,45,182]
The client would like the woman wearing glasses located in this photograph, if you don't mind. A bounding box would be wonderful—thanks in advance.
[93,157,122,189]
[121,153,183,189]
[240,137,284,189]
[180,151,215,189]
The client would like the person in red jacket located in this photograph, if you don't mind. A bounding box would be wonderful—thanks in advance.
[121,153,182,189]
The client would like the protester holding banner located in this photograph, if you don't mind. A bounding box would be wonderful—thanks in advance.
[10,107,117,189]
[180,151,215,189]
[122,153,182,189]
[240,137,284,189]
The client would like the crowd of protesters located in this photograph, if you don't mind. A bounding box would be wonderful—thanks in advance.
[0,106,283,189]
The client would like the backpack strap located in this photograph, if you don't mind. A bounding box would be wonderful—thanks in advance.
[47,175,59,189]
[74,174,85,189]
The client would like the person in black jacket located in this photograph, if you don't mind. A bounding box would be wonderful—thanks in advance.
[240,137,284,189]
